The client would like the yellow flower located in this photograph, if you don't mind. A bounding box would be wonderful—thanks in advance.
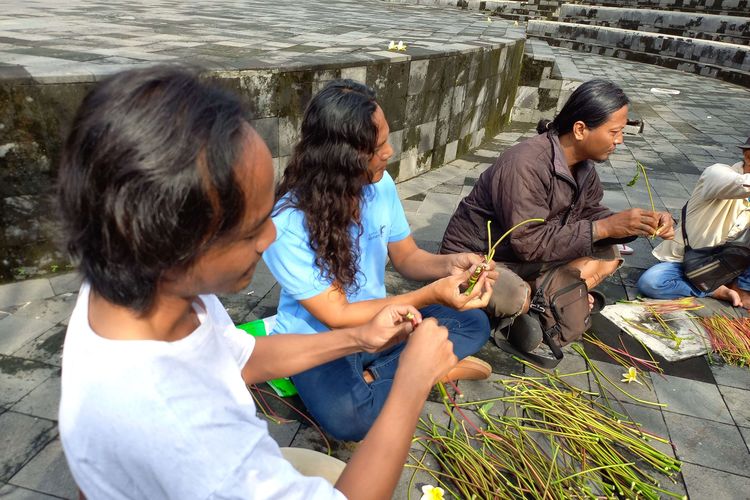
[397,40,407,51]
[421,485,445,500]
[621,366,642,385]
[388,40,397,50]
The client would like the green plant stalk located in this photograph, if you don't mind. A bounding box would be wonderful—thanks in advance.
[628,161,663,239]
[412,359,682,499]
[464,217,545,295]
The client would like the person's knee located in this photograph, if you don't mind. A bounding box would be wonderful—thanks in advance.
[487,268,529,318]
[599,259,620,279]
[637,267,669,298]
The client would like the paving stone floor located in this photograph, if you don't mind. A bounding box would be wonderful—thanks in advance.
[2,40,750,500]
[0,0,522,82]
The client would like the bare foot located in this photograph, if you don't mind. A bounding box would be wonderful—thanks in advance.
[727,282,750,310]
[588,294,594,311]
[710,285,743,308]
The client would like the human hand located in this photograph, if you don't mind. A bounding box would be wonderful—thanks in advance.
[598,208,660,239]
[396,318,457,389]
[654,212,675,240]
[353,304,422,353]
[447,253,498,282]
[429,269,493,311]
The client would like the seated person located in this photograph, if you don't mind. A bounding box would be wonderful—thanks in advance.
[263,79,496,442]
[440,79,675,356]
[58,66,459,499]
[638,137,750,308]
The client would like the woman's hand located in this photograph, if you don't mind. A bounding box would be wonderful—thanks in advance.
[352,304,422,353]
[446,253,498,281]
[428,269,493,311]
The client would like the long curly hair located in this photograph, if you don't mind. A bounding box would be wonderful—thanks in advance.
[276,79,379,294]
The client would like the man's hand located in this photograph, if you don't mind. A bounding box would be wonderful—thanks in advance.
[396,318,457,389]
[352,304,422,353]
[594,208,661,239]
[654,212,675,240]
[428,269,493,311]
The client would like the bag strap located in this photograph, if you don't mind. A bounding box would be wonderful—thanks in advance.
[543,328,565,360]
[681,201,691,249]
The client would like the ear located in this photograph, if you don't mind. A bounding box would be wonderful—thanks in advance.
[572,120,587,141]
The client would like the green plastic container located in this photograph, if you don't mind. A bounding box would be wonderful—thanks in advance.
[237,316,298,398]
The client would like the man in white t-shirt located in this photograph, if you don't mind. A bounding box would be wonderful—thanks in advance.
[57,66,459,499]
[638,137,750,308]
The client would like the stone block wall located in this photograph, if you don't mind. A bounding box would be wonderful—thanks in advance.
[560,4,750,44]
[0,42,524,282]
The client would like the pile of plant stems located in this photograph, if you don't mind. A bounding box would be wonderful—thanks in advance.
[409,364,683,499]
[699,316,750,367]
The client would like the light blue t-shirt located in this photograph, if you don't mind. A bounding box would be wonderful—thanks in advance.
[263,172,410,335]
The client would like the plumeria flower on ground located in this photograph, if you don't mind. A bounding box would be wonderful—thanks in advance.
[621,366,643,385]
[420,484,445,500]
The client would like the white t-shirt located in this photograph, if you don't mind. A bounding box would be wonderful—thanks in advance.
[653,161,750,262]
[59,283,345,500]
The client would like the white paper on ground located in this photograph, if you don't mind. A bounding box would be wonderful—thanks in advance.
[600,302,710,362]
[650,87,680,96]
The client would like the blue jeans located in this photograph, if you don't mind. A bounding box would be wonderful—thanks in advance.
[290,304,490,441]
[637,262,750,299]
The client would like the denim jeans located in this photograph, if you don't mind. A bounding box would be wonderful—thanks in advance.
[637,262,750,299]
[290,304,490,441]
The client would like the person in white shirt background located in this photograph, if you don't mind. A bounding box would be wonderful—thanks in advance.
[637,136,750,309]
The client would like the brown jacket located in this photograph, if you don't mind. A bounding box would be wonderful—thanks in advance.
[441,131,614,263]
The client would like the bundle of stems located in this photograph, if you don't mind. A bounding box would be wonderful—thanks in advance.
[465,217,544,294]
[621,297,703,315]
[698,316,750,367]
[619,299,698,349]
[409,363,682,499]
[583,332,663,376]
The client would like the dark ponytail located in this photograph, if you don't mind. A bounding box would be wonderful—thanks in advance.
[536,119,552,134]
[537,79,629,136]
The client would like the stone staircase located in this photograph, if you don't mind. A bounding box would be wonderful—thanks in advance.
[527,20,750,86]
[570,0,750,17]
[559,4,750,44]
[525,1,750,88]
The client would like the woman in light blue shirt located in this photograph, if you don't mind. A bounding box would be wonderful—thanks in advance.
[263,79,496,441]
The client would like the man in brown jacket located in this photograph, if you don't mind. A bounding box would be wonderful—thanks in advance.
[441,80,675,364]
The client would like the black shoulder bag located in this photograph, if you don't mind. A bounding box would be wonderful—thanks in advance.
[681,202,750,293]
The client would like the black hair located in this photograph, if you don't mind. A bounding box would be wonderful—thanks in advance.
[58,66,250,312]
[537,79,629,135]
[276,79,379,293]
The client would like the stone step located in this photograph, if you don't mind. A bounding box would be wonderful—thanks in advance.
[527,20,750,87]
[512,38,583,123]
[570,0,750,18]
[559,3,750,45]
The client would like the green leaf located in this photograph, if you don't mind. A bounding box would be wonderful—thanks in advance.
[626,170,640,187]
[480,402,495,414]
